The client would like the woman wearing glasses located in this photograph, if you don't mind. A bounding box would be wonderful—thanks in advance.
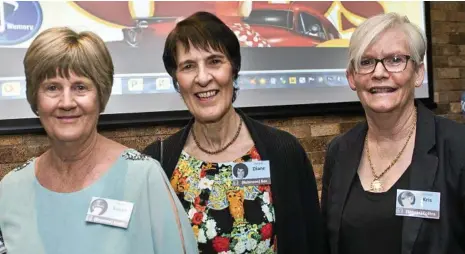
[321,13,465,254]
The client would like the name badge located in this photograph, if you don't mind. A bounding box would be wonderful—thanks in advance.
[229,160,271,187]
[395,189,440,219]
[85,197,134,228]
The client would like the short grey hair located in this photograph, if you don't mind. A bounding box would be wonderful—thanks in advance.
[348,12,427,73]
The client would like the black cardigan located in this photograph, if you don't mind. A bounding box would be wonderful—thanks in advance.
[143,109,325,254]
[321,102,465,254]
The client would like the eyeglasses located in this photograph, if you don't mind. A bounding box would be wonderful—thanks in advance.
[355,55,412,74]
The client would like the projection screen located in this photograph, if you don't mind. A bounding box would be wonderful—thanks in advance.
[0,1,433,132]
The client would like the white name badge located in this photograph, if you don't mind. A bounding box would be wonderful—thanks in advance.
[86,197,134,228]
[395,189,440,219]
[229,160,271,187]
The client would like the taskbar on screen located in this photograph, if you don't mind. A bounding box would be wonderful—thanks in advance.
[0,70,351,100]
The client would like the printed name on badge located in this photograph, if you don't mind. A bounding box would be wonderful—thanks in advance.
[228,160,271,187]
[85,197,134,228]
[395,189,440,219]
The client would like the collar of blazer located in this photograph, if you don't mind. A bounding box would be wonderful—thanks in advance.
[328,100,438,254]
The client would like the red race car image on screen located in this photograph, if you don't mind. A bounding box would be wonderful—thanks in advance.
[124,1,341,47]
[72,1,343,48]
[241,1,341,47]
[0,1,389,49]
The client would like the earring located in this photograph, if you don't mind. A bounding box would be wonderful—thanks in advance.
[233,80,240,89]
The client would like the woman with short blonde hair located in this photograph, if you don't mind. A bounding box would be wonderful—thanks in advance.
[322,12,465,254]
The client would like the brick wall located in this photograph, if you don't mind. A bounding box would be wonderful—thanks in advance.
[1,2,465,193]
[430,2,465,114]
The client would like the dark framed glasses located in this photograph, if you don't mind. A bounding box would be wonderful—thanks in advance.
[355,55,412,74]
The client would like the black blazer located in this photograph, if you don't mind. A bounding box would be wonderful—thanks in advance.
[321,102,465,254]
[143,109,325,254]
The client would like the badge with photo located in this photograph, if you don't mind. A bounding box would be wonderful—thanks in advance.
[230,161,271,187]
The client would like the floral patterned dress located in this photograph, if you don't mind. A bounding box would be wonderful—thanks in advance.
[170,147,277,254]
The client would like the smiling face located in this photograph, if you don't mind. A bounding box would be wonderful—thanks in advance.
[347,28,425,113]
[175,42,235,123]
[37,71,100,143]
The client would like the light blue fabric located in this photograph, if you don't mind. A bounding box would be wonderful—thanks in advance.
[0,149,198,254]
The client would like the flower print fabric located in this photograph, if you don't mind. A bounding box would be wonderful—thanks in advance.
[170,147,277,254]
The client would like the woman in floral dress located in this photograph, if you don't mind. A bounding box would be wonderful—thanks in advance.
[144,11,325,254]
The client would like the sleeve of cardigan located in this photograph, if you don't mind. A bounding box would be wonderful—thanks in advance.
[295,140,326,254]
[142,140,161,161]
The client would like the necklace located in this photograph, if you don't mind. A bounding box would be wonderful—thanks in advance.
[366,108,417,193]
[191,117,243,155]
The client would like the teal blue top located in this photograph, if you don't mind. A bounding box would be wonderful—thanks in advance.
[0,149,198,254]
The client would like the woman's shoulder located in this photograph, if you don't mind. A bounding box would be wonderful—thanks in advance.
[122,148,171,177]
[416,104,465,148]
[247,117,300,146]
[121,148,154,160]
[434,114,465,140]
[120,149,174,194]
[120,148,163,170]
[433,116,465,167]
[1,157,36,187]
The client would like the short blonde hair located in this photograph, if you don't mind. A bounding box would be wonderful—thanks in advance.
[348,12,427,73]
[24,27,114,114]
